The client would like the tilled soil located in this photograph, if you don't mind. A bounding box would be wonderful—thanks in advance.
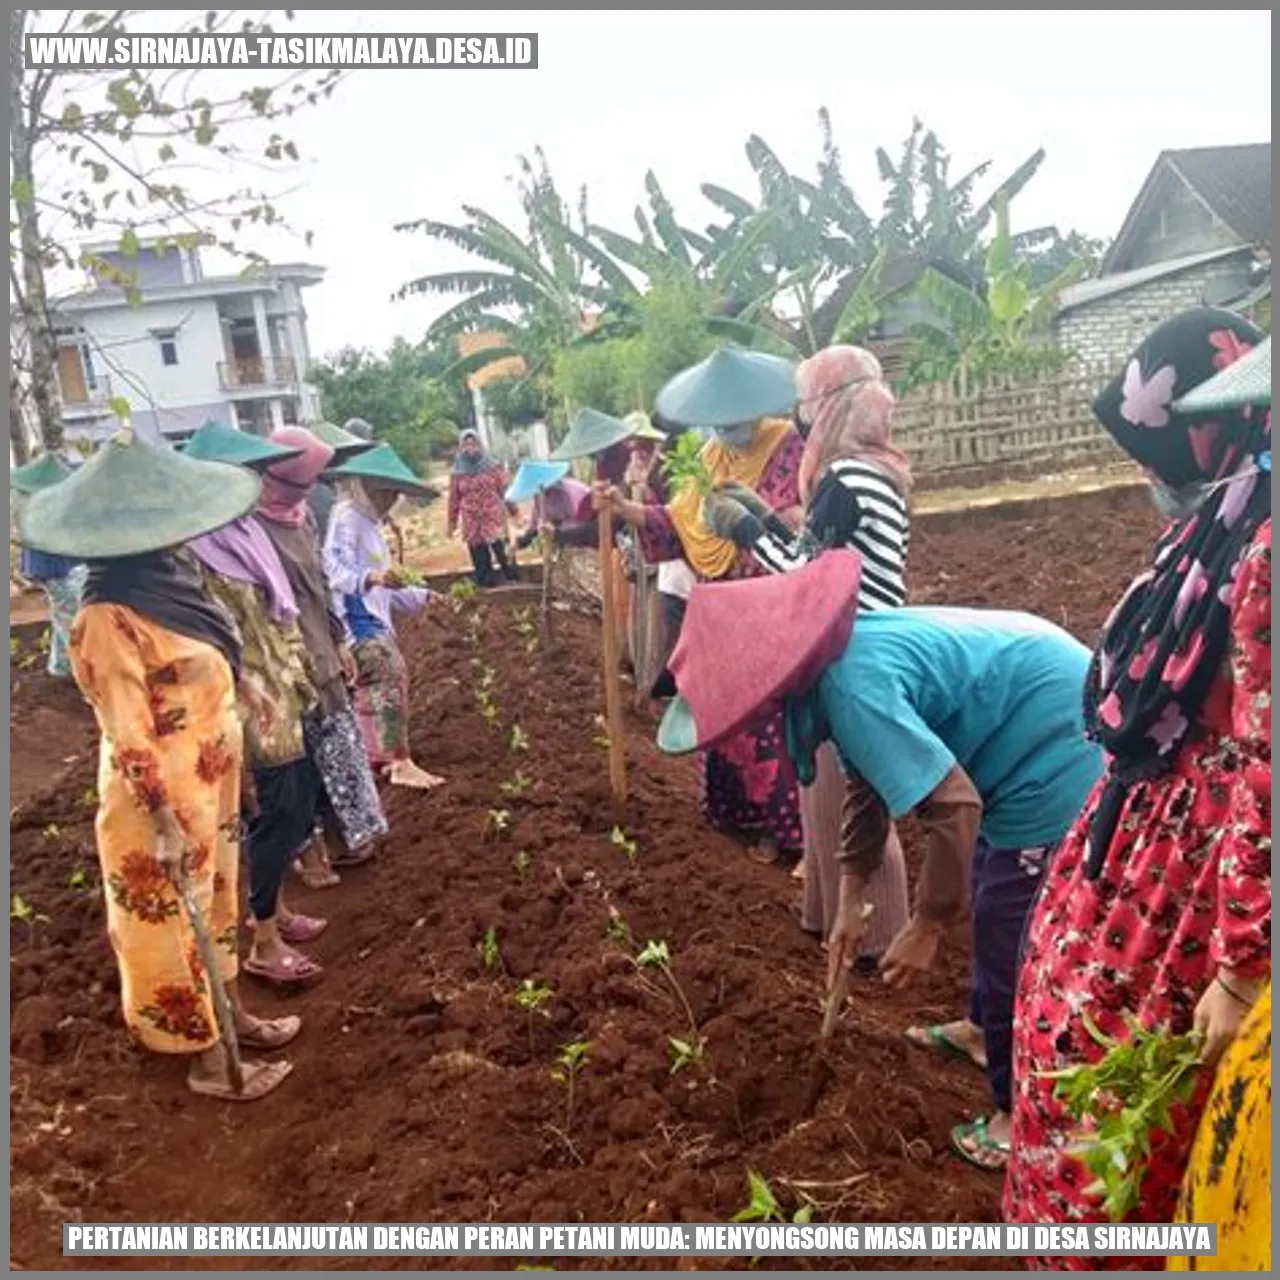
[9,484,1159,1271]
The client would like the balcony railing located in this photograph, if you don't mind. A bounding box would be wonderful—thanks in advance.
[217,355,298,392]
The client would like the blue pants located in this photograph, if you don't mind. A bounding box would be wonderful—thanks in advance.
[967,836,1053,1114]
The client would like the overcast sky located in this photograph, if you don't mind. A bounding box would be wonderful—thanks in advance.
[52,9,1275,358]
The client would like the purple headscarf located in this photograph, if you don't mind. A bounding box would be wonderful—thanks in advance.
[188,516,298,623]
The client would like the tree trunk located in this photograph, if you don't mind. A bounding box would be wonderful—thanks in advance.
[9,373,32,465]
[10,12,64,452]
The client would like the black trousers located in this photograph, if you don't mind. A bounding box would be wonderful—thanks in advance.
[469,540,518,586]
[247,756,322,920]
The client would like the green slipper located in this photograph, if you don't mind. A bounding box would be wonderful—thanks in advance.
[949,1117,1010,1172]
[904,1023,986,1069]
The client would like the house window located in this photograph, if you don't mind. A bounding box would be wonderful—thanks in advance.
[155,330,179,366]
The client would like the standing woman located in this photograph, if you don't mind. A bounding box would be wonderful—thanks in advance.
[254,427,389,889]
[183,423,327,987]
[19,429,297,1100]
[1004,313,1271,1259]
[606,348,807,862]
[448,429,516,587]
[700,344,913,958]
[325,444,442,790]
[11,454,87,678]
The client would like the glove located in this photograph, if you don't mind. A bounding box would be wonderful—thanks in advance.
[516,527,538,551]
[703,494,766,549]
[720,484,794,540]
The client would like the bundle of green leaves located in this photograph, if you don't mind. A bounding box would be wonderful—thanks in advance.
[660,432,715,499]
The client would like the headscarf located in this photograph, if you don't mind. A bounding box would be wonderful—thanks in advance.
[336,477,383,522]
[81,550,243,676]
[796,345,911,502]
[452,429,499,477]
[188,517,299,624]
[668,417,795,580]
[257,427,336,527]
[344,417,374,442]
[1082,307,1270,879]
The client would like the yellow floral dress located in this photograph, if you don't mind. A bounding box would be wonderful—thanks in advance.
[1169,984,1271,1272]
[70,604,242,1055]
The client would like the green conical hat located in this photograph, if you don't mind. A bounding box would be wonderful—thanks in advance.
[310,420,377,462]
[623,411,665,443]
[654,347,798,429]
[10,453,73,496]
[327,442,433,496]
[550,408,636,461]
[1174,336,1271,412]
[178,420,303,469]
[19,429,261,560]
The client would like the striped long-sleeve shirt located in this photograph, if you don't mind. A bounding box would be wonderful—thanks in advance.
[750,458,909,611]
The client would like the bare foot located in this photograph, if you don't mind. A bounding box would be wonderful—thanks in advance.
[187,1044,294,1101]
[293,841,340,889]
[386,760,445,791]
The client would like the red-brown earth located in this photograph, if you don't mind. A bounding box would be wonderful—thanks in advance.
[9,484,1160,1271]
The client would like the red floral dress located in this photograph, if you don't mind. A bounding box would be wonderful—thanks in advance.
[1003,521,1272,1266]
[448,467,511,546]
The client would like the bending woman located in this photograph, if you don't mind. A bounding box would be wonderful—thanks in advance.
[1004,311,1271,1263]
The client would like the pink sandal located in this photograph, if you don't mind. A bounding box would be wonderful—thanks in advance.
[278,913,328,945]
[242,948,324,989]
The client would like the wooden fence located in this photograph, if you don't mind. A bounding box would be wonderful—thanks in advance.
[894,362,1126,489]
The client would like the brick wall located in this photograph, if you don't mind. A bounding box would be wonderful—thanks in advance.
[1053,260,1249,371]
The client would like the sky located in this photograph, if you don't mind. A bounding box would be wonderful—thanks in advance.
[39,9,1275,359]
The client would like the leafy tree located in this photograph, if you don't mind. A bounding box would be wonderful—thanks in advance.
[1013,227,1108,290]
[9,9,341,454]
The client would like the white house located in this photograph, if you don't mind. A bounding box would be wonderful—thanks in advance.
[36,239,326,443]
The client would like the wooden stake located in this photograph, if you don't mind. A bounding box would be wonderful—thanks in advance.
[597,499,627,822]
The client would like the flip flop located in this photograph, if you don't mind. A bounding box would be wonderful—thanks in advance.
[278,914,328,945]
[242,949,324,989]
[904,1023,987,1069]
[293,857,341,889]
[329,845,376,869]
[188,1059,294,1102]
[237,1014,302,1051]
[949,1117,1010,1172]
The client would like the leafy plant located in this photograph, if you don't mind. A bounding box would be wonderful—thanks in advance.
[668,1036,706,1075]
[508,724,530,753]
[67,866,93,893]
[512,849,534,881]
[550,1039,591,1132]
[661,431,715,499]
[635,939,705,1074]
[513,608,537,639]
[610,825,639,868]
[501,772,533,799]
[448,579,478,612]
[484,809,512,841]
[41,823,61,843]
[80,787,98,808]
[732,1169,814,1224]
[591,715,611,751]
[1039,1011,1203,1222]
[477,925,503,973]
[389,565,427,587]
[604,910,632,949]
[514,978,554,1052]
[10,894,49,941]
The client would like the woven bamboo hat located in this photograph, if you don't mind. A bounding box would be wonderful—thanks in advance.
[10,453,73,496]
[550,407,636,461]
[178,420,303,469]
[654,347,798,429]
[327,442,435,496]
[1174,335,1271,412]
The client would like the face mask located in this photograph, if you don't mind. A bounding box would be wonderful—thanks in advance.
[714,423,756,449]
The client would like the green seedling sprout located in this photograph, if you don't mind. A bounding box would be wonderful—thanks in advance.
[732,1170,814,1227]
[10,894,49,941]
[512,850,533,881]
[484,809,512,841]
[448,579,477,612]
[477,926,503,974]
[67,866,92,892]
[591,715,611,751]
[37,628,51,653]
[550,1039,591,1133]
[9,636,19,656]
[604,911,632,949]
[500,772,533,799]
[480,701,501,727]
[514,978,553,1052]
[41,823,61,843]
[1039,1010,1204,1222]
[508,724,529,753]
[610,825,639,867]
[80,786,98,808]
[635,939,705,1073]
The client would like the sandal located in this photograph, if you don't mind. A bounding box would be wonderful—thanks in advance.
[188,1059,293,1102]
[949,1117,1010,1171]
[329,844,376,869]
[904,1023,987,1070]
[242,949,324,989]
[293,857,341,889]
[237,1014,302,1051]
[278,913,328,945]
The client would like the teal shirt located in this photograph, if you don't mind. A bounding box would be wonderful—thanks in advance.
[817,606,1103,849]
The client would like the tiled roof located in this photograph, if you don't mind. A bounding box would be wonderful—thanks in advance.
[1167,144,1271,246]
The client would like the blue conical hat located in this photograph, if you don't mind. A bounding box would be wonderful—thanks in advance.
[654,347,798,429]
[505,459,570,504]
[550,408,636,461]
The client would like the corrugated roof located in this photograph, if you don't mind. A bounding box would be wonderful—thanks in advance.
[1056,246,1251,314]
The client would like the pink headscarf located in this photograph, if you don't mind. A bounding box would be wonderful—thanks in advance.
[795,345,912,503]
[256,427,335,526]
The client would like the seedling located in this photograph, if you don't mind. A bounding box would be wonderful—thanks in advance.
[484,809,512,841]
[1040,1011,1203,1222]
[477,926,503,974]
[9,636,19,656]
[525,636,539,656]
[80,786,98,808]
[635,939,704,1074]
[37,628,50,654]
[508,724,529,753]
[662,431,716,500]
[512,850,534,881]
[41,823,61,843]
[480,701,501,727]
[604,911,632,949]
[10,894,49,941]
[389,565,426,587]
[610,825,639,867]
[67,866,93,893]
[478,665,497,692]
[447,579,477,612]
[500,772,533,799]
[513,608,537,639]
[591,715,611,750]
[732,1169,814,1225]
[514,979,553,1052]
[550,1039,591,1132]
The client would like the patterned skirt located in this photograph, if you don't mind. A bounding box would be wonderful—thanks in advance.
[351,633,411,765]
[302,706,388,853]
[44,565,88,679]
